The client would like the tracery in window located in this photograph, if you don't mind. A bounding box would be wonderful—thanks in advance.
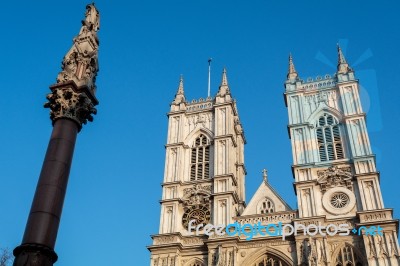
[260,198,274,214]
[190,134,210,181]
[254,253,290,266]
[316,114,344,161]
[334,244,364,266]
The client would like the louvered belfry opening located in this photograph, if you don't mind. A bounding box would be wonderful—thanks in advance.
[316,114,344,162]
[190,134,210,181]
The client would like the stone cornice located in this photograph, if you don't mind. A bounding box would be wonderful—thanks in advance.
[213,173,237,186]
[234,210,298,225]
[214,134,238,147]
[357,209,394,223]
[212,191,240,204]
[342,113,367,120]
[165,142,185,148]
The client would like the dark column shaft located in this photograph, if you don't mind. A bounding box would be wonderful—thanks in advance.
[13,119,78,265]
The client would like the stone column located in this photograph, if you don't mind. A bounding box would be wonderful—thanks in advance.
[13,4,100,265]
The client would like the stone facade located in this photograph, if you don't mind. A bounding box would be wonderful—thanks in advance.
[148,48,400,266]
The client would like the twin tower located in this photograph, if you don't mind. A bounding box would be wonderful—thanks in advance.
[148,48,400,266]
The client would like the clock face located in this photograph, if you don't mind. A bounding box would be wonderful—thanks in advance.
[182,205,211,229]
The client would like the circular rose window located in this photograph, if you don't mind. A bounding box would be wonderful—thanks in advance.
[322,187,355,215]
[330,192,350,208]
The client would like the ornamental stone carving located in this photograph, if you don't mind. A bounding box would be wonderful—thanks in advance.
[45,3,100,130]
[44,84,97,129]
[182,184,211,207]
[317,166,353,193]
[56,4,100,94]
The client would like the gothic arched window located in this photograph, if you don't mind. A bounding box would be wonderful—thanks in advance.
[259,198,275,214]
[254,253,290,266]
[334,244,364,266]
[190,134,210,181]
[316,114,344,161]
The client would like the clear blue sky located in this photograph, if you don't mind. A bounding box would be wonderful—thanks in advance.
[1,1,399,265]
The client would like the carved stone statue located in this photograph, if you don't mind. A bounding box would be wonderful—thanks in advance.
[300,239,311,264]
[56,3,99,94]
[83,3,100,31]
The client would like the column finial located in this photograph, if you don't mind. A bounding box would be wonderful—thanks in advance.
[45,3,100,130]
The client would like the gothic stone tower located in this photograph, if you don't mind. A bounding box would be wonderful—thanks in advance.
[148,69,246,266]
[285,47,400,265]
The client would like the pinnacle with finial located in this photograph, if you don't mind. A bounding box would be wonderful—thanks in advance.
[262,168,268,183]
[173,75,185,104]
[287,53,298,80]
[337,44,347,64]
[337,44,353,74]
[217,67,230,97]
[221,67,228,86]
[177,74,184,95]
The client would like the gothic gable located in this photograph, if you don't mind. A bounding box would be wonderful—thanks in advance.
[241,180,291,216]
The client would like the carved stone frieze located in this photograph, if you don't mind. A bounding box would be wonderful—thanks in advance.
[237,240,292,249]
[153,235,177,245]
[182,237,203,245]
[317,166,353,193]
[359,210,392,222]
[235,211,297,225]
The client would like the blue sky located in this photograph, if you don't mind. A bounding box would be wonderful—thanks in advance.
[1,1,400,265]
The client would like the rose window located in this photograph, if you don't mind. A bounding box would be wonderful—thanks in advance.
[330,192,349,208]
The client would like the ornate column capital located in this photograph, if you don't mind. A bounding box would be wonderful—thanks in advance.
[44,81,98,130]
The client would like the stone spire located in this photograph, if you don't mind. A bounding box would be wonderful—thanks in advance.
[173,75,186,104]
[216,67,231,97]
[287,53,298,80]
[337,44,353,74]
[221,67,228,86]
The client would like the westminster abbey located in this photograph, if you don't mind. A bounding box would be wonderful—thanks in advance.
[148,47,400,266]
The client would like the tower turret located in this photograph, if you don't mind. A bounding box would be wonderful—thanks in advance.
[215,68,232,103]
[287,53,299,81]
[170,75,186,112]
[336,44,355,81]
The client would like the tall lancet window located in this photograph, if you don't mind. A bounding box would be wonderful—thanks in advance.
[190,134,210,181]
[316,114,344,161]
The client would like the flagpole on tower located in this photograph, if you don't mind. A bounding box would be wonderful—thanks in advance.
[208,58,212,97]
